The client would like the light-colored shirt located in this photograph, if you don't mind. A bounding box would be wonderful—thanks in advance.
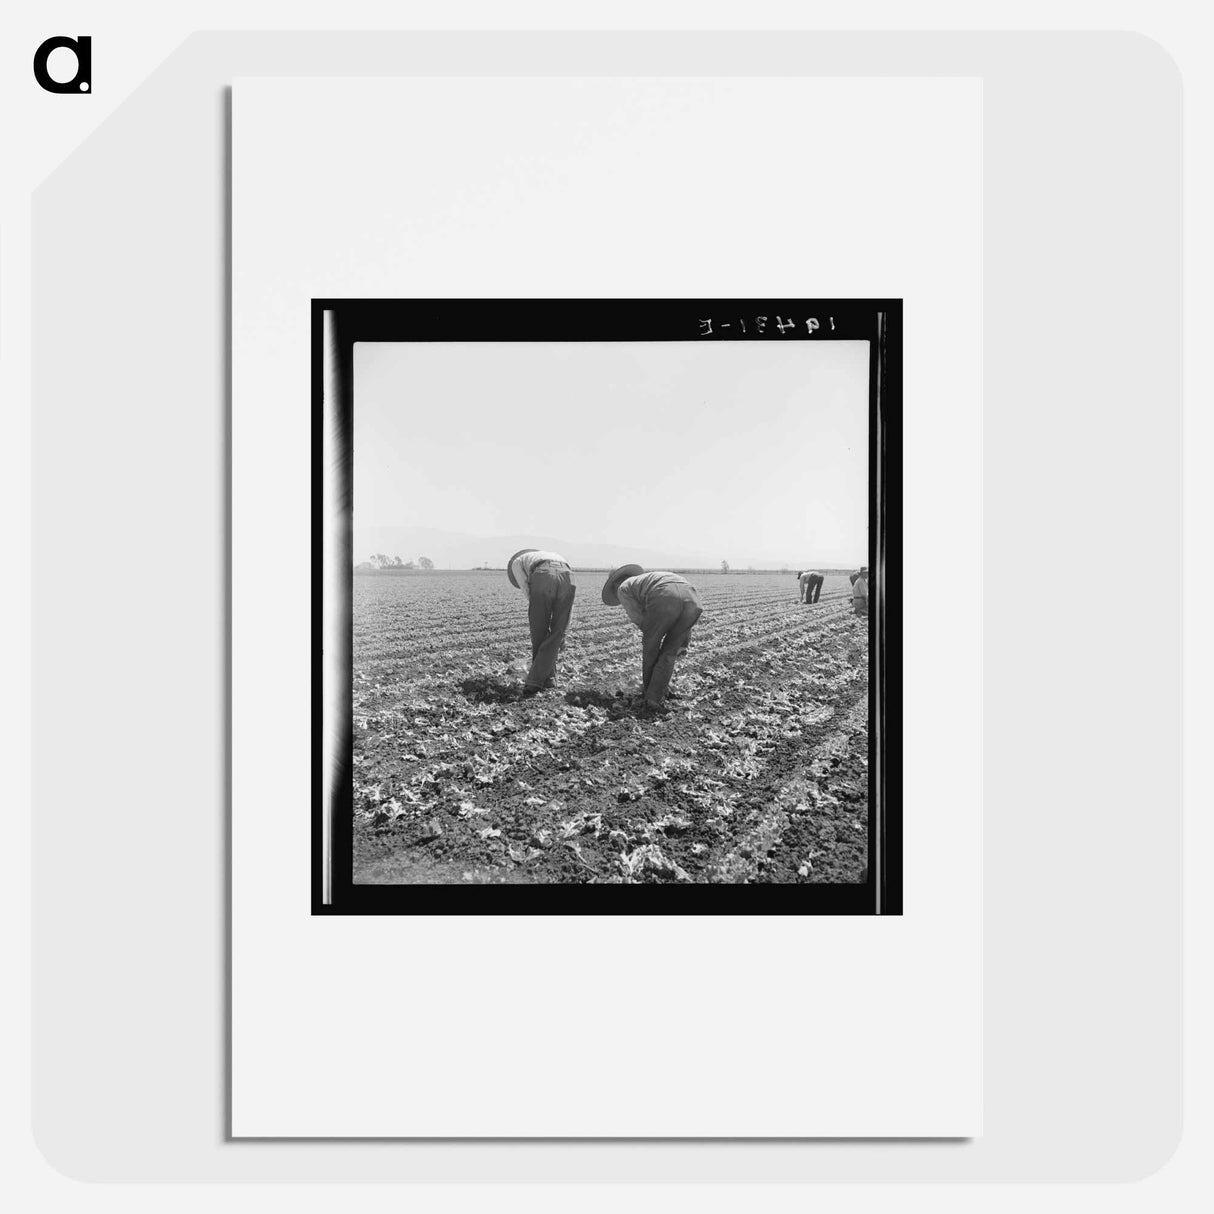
[852,575,869,599]
[509,550,567,601]
[799,571,819,586]
[615,571,691,628]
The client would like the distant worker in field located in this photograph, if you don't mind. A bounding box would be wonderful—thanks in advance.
[507,548,576,697]
[849,567,870,617]
[797,569,824,604]
[602,565,703,711]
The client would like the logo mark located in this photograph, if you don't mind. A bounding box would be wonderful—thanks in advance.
[33,36,91,93]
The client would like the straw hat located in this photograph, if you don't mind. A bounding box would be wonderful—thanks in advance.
[506,549,537,588]
[601,564,644,605]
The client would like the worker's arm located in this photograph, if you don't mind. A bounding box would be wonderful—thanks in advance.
[616,583,646,628]
[510,557,530,601]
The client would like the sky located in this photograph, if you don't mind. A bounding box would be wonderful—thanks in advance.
[353,339,870,567]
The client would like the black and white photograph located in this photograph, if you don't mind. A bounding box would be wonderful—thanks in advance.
[316,299,900,913]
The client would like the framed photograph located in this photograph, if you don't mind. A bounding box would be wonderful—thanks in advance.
[315,298,900,914]
[234,74,977,1139]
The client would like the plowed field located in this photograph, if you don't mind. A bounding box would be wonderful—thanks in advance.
[352,570,868,884]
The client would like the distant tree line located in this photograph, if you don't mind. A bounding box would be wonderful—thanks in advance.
[355,559,860,575]
[356,554,435,572]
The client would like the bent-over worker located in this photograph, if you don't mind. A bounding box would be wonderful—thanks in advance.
[602,565,703,710]
[507,548,576,695]
[798,569,824,604]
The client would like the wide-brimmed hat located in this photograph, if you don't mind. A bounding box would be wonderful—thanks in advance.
[506,549,537,588]
[601,564,644,605]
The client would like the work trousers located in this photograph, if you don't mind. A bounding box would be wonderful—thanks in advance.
[526,564,576,689]
[639,585,703,708]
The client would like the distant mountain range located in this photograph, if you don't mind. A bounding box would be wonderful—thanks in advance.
[353,524,818,571]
